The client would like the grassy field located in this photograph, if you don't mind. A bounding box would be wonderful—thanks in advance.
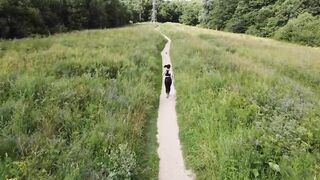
[0,24,165,179]
[161,23,320,179]
[1,22,319,179]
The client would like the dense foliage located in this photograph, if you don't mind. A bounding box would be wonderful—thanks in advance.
[0,0,135,38]
[0,24,165,179]
[0,0,202,38]
[157,0,201,26]
[162,23,320,180]
[200,0,320,46]
[275,12,320,46]
[1,0,319,45]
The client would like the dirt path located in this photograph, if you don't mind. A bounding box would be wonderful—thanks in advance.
[156,33,194,180]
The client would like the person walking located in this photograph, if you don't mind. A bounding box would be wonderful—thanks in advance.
[164,64,172,98]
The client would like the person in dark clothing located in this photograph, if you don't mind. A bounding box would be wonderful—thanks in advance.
[164,64,172,98]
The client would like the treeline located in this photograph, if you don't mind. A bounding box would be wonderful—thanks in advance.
[0,0,200,39]
[155,0,320,46]
[0,0,136,38]
[2,0,320,46]
[157,0,201,26]
[200,0,320,46]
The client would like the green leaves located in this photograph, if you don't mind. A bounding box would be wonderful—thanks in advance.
[200,0,320,46]
[0,0,134,38]
[274,12,320,46]
[179,1,201,26]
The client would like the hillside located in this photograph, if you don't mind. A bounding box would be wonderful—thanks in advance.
[161,23,320,179]
[0,24,165,179]
[1,22,320,179]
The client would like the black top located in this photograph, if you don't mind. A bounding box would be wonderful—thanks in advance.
[165,70,171,77]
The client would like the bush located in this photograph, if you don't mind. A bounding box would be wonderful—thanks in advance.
[274,13,320,46]
[179,1,201,26]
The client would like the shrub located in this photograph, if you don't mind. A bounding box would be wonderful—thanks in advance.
[274,13,320,46]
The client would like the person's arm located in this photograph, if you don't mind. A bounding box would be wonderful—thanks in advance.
[163,70,168,77]
[170,69,173,78]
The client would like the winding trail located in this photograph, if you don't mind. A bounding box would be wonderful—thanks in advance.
[156,33,194,180]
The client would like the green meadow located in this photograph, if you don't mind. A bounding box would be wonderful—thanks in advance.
[0,24,165,179]
[161,23,320,179]
[1,22,320,180]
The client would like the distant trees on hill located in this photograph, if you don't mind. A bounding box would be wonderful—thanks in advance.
[157,0,201,26]
[200,0,320,46]
[275,12,320,46]
[1,0,319,46]
[0,0,133,38]
[0,0,201,39]
[0,0,130,38]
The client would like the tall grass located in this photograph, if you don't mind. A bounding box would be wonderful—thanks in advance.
[161,23,320,179]
[0,24,166,179]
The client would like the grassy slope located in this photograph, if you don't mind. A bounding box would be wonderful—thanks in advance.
[0,24,165,179]
[161,23,320,179]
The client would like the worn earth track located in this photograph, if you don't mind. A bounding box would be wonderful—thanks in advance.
[156,32,194,180]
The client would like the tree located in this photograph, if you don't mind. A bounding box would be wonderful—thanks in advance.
[179,1,201,26]
[199,0,212,26]
[0,0,132,38]
[157,0,183,23]
[0,0,43,38]
[274,12,320,46]
[207,0,239,30]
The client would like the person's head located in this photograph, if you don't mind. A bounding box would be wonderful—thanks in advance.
[164,64,171,69]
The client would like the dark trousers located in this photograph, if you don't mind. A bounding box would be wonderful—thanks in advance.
[165,77,172,94]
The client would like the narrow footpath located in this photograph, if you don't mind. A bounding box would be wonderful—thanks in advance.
[156,33,194,180]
